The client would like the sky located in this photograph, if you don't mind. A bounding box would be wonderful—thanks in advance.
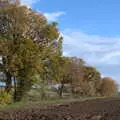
[21,0,120,84]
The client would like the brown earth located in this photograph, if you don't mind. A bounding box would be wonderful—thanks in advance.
[0,98,120,120]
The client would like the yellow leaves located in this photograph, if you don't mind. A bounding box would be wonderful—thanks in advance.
[0,91,12,106]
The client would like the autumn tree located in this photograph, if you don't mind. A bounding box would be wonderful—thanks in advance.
[71,65,101,97]
[0,2,62,101]
[0,4,29,94]
[99,77,118,96]
[58,57,85,97]
[56,57,72,98]
[82,66,101,96]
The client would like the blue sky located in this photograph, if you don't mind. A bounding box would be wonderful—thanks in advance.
[21,0,120,83]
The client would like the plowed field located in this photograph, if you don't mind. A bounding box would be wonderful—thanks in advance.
[0,98,120,120]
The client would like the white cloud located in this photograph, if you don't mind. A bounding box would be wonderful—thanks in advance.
[63,51,70,56]
[21,0,39,7]
[63,29,120,65]
[101,51,120,65]
[44,11,66,21]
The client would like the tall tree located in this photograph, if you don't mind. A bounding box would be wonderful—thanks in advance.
[56,57,85,97]
[0,3,62,101]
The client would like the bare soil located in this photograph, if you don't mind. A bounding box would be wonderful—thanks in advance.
[0,98,120,120]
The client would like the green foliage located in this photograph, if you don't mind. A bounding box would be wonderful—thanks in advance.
[0,91,12,106]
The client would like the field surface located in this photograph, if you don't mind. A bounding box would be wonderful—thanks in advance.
[0,98,120,120]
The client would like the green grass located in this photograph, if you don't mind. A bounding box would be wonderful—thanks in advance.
[0,96,106,111]
[0,98,65,110]
[0,102,26,110]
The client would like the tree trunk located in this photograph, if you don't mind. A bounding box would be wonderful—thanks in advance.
[5,71,12,93]
[58,83,64,98]
[13,76,17,101]
[14,77,32,102]
[14,80,26,102]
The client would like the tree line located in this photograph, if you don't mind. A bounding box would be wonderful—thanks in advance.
[0,0,118,103]
[53,57,118,98]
